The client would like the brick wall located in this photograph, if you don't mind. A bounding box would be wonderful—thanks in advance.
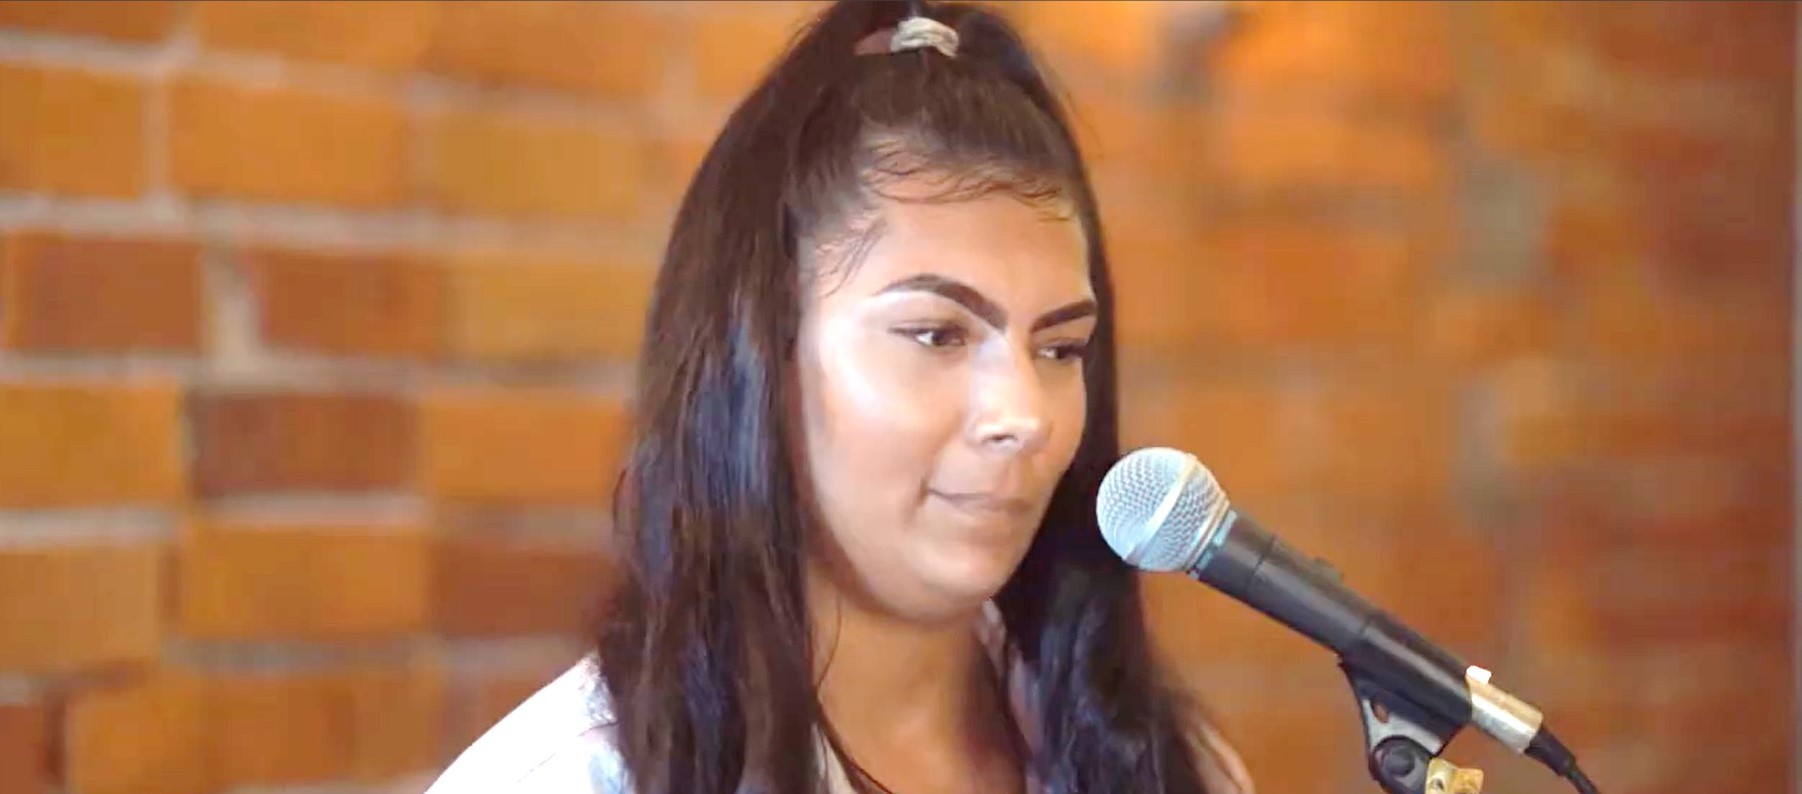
[0,2,1790,793]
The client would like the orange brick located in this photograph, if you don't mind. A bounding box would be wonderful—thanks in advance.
[344,664,448,779]
[441,252,652,363]
[1119,206,1434,358]
[1476,19,1790,175]
[1606,117,1789,196]
[1508,366,1789,473]
[0,543,162,673]
[1,232,203,352]
[0,381,184,507]
[1466,78,1605,167]
[1605,468,1792,549]
[1599,126,1794,286]
[0,701,47,794]
[1585,352,1794,439]
[649,128,719,200]
[421,387,631,505]
[191,392,415,494]
[1102,195,1217,354]
[1593,560,1789,649]
[1520,529,1621,658]
[1197,222,1423,351]
[425,1,670,98]
[1617,692,1794,794]
[433,534,612,636]
[1063,85,1187,178]
[1470,0,1565,55]
[1577,273,1789,363]
[1423,285,1558,368]
[178,520,432,641]
[1630,356,1792,422]
[211,664,447,785]
[1638,190,1792,286]
[1008,1,1175,84]
[0,0,177,42]
[690,1,816,101]
[1375,515,1505,656]
[1488,362,1619,480]
[65,671,211,794]
[1565,1,1795,85]
[0,64,146,197]
[169,76,407,206]
[1298,377,1457,507]
[214,674,349,785]
[1655,457,1791,539]
[1545,197,1647,290]
[72,663,448,790]
[1119,378,1290,507]
[241,246,443,358]
[1204,0,1454,107]
[1523,515,1792,655]
[1213,699,1368,794]
[1203,105,1452,197]
[195,0,438,71]
[424,108,645,220]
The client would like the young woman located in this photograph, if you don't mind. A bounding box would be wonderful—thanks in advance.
[427,2,1253,792]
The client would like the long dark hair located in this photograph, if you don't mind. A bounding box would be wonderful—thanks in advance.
[596,2,1212,792]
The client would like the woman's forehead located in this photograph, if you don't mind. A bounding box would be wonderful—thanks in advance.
[820,191,1090,299]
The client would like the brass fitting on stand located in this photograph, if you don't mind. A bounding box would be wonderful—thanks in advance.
[1425,758,1485,794]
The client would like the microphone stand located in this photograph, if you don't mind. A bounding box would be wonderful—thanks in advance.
[1343,664,1486,794]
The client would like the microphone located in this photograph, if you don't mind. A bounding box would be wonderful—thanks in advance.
[1097,447,1592,790]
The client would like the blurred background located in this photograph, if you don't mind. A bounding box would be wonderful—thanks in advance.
[0,1,1791,793]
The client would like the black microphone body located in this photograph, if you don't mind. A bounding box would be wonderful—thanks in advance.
[1199,509,1476,728]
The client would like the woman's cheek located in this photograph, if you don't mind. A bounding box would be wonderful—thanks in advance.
[826,333,965,428]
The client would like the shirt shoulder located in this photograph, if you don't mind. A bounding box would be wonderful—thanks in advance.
[424,656,629,794]
[1191,716,1257,794]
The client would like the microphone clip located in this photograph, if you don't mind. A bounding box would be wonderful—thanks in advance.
[1343,665,1487,794]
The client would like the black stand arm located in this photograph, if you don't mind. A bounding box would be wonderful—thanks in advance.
[1344,664,1486,794]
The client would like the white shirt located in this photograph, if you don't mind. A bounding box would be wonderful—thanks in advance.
[425,605,1254,793]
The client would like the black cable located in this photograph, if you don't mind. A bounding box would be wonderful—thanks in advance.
[1526,726,1599,794]
[1567,765,1600,794]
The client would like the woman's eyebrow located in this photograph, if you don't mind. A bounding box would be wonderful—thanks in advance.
[874,273,1006,329]
[874,273,1096,332]
[1031,299,1097,332]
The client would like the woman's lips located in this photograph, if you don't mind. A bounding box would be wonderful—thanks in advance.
[928,489,1033,518]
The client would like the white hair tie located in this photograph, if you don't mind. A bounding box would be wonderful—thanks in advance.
[889,15,959,59]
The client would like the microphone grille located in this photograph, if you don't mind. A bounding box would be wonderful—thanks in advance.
[1097,447,1230,572]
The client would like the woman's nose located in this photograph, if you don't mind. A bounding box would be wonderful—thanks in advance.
[968,353,1051,457]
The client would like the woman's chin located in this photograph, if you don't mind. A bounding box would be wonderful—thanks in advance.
[905,546,1024,613]
[824,537,1033,625]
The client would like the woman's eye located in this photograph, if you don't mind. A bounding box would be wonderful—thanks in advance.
[897,325,967,349]
[1040,340,1091,362]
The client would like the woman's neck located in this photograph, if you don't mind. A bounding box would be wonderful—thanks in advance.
[807,574,1023,792]
[813,593,989,736]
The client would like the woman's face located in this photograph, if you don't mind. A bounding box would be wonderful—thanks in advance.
[796,182,1095,624]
